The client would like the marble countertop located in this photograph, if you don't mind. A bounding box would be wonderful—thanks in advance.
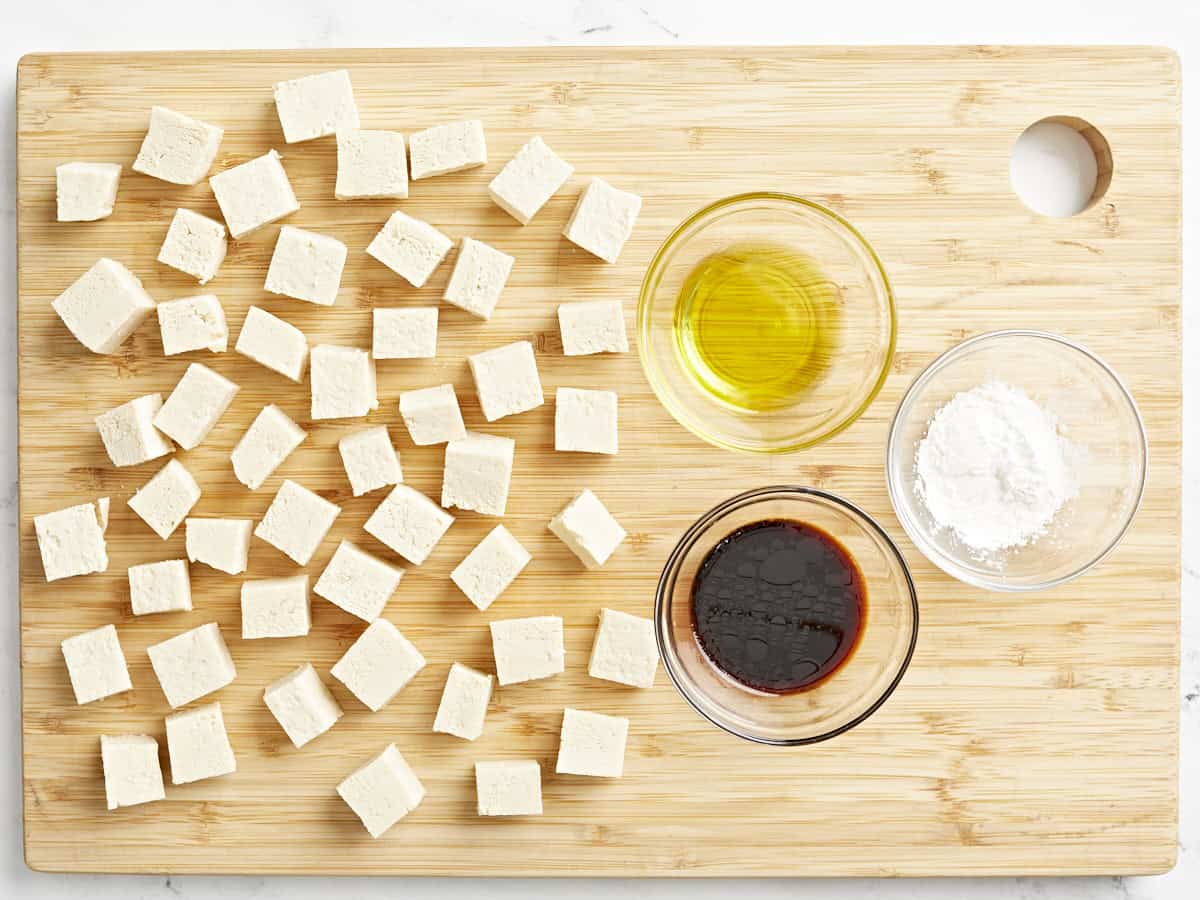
[2,1,1195,897]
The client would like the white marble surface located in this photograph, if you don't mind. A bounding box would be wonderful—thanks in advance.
[2,0,1196,896]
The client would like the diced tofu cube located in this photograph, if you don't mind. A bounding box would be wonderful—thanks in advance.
[314,539,404,623]
[449,525,531,611]
[548,489,626,569]
[185,517,253,575]
[363,484,453,566]
[432,662,493,741]
[273,69,359,143]
[442,432,514,516]
[209,150,300,239]
[230,404,307,490]
[557,300,629,356]
[310,345,377,420]
[61,623,131,704]
[588,608,659,688]
[398,384,466,446]
[554,387,618,455]
[488,136,573,224]
[337,744,425,838]
[56,162,121,222]
[52,258,156,354]
[467,340,544,421]
[489,616,564,686]
[338,426,402,496]
[241,575,310,639]
[336,129,408,199]
[127,559,192,616]
[372,307,437,360]
[254,479,341,566]
[152,362,239,450]
[264,225,347,306]
[563,177,642,263]
[147,622,236,709]
[100,734,165,810]
[128,459,201,540]
[409,120,487,179]
[556,708,629,777]
[132,106,223,185]
[263,663,343,748]
[157,208,227,284]
[157,294,228,355]
[331,618,426,712]
[365,211,452,288]
[34,498,109,581]
[235,306,308,382]
[165,702,236,784]
[95,393,173,467]
[475,760,542,816]
[442,238,514,320]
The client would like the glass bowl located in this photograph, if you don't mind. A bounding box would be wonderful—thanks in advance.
[655,486,918,745]
[886,330,1148,592]
[637,193,896,453]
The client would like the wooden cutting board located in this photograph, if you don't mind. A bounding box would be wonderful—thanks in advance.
[16,46,1181,876]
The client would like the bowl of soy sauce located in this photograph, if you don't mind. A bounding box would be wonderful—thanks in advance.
[656,486,918,745]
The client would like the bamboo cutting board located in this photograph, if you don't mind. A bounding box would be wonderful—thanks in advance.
[16,47,1181,876]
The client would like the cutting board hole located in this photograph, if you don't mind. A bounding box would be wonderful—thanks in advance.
[1010,117,1112,217]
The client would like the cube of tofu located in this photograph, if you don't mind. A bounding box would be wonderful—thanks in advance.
[489,616,564,686]
[264,225,348,306]
[398,383,466,446]
[52,258,156,354]
[556,708,629,778]
[100,734,166,810]
[372,307,437,360]
[56,162,121,222]
[442,432,515,516]
[409,120,487,179]
[433,662,493,741]
[95,393,173,467]
[147,622,237,709]
[263,663,343,748]
[548,489,626,569]
[241,575,310,639]
[554,387,618,455]
[61,624,131,704]
[449,525,531,611]
[235,306,308,382]
[132,106,223,185]
[563,177,642,263]
[254,479,341,566]
[185,517,253,575]
[337,744,425,838]
[153,362,240,450]
[557,300,629,356]
[314,539,404,623]
[310,345,378,420]
[488,136,573,224]
[588,608,659,688]
[127,559,192,616]
[365,211,452,288]
[338,426,402,496]
[273,69,359,143]
[363,484,453,566]
[467,340,544,421]
[157,208,228,285]
[475,760,542,816]
[128,459,201,540]
[336,129,408,199]
[442,238,514,320]
[34,498,110,581]
[165,702,236,784]
[209,150,300,239]
[157,294,228,355]
[331,618,426,712]
[230,404,307,490]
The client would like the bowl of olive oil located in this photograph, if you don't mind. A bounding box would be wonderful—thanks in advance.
[639,193,895,453]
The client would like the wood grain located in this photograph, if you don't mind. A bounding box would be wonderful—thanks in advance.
[16,46,1181,876]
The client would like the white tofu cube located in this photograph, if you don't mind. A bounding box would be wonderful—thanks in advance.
[588,608,659,688]
[336,129,408,200]
[555,387,618,455]
[488,136,573,224]
[310,345,377,420]
[165,702,236,784]
[450,525,531,611]
[152,362,239,450]
[185,517,252,575]
[315,540,404,623]
[128,459,201,540]
[364,484,453,565]
[56,162,121,222]
[241,575,310,639]
[157,294,228,355]
[235,306,308,382]
[338,426,402,496]
[147,622,237,709]
[548,489,626,569]
[337,744,425,838]
[365,211,452,287]
[128,559,192,616]
[230,404,307,490]
[132,106,223,185]
[432,662,493,741]
[263,663,343,748]
[61,623,130,704]
[442,238,514,320]
[95,393,173,468]
[475,760,542,816]
[254,479,341,566]
[52,258,156,354]
[264,225,347,306]
[399,384,466,446]
[489,616,564,686]
[372,307,437,360]
[409,120,487,179]
[157,208,227,285]
[556,708,629,777]
[468,341,544,422]
[558,300,629,356]
[563,177,642,263]
[100,734,165,810]
[331,618,426,712]
[209,150,300,239]
[34,498,109,581]
[273,69,359,143]
[442,432,514,517]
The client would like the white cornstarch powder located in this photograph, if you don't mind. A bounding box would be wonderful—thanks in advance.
[914,381,1080,555]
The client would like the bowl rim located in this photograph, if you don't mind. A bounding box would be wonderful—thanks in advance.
[654,485,920,746]
[636,191,898,454]
[885,328,1150,592]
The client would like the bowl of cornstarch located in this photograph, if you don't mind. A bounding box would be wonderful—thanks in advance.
[886,330,1147,591]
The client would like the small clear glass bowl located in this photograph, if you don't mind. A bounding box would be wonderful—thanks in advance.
[655,487,918,745]
[886,330,1148,592]
[637,193,896,453]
